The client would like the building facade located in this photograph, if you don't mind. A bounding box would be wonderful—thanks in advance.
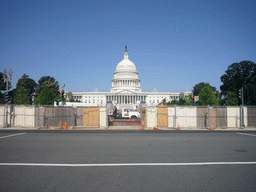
[65,47,191,108]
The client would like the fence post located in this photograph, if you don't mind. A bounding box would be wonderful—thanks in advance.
[240,106,245,129]
[174,105,176,128]
[207,105,210,129]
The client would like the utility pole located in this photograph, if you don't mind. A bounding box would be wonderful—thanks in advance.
[3,69,12,127]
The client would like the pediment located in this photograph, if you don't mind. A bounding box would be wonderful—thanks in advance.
[115,89,137,95]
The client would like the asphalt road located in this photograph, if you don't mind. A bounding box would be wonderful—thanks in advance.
[0,130,256,192]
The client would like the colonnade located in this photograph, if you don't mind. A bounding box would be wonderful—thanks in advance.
[106,95,146,104]
[112,80,140,87]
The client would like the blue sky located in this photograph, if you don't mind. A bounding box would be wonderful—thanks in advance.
[1,0,255,93]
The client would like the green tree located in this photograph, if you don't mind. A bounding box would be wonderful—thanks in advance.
[167,99,179,105]
[34,76,59,105]
[69,98,75,102]
[14,74,37,105]
[224,91,239,106]
[220,60,256,105]
[197,85,219,106]
[192,82,217,96]
[178,97,186,105]
[34,86,59,105]
[183,94,193,106]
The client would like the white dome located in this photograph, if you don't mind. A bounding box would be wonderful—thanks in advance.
[116,51,136,71]
[110,47,142,93]
[116,59,137,71]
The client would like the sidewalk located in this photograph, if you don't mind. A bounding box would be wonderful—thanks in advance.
[1,126,256,131]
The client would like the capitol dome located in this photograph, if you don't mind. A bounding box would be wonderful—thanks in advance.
[110,46,142,93]
[115,52,137,71]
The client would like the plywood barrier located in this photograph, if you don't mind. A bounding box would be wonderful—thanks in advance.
[157,107,168,127]
[83,107,99,127]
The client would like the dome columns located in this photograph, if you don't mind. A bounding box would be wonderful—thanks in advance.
[112,79,140,88]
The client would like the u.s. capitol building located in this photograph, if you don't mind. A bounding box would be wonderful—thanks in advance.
[65,46,191,109]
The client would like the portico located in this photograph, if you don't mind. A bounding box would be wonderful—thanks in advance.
[106,93,146,104]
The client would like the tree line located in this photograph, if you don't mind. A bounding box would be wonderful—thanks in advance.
[0,75,60,105]
[1,60,256,106]
[167,60,256,106]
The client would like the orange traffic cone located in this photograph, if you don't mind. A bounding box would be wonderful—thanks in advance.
[141,125,144,130]
[177,123,180,130]
[154,126,159,130]
[210,124,214,131]
[60,121,62,129]
[64,121,68,130]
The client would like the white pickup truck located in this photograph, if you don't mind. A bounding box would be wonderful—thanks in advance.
[122,108,140,119]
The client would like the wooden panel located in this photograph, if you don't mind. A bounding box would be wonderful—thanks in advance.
[209,107,217,128]
[248,107,256,127]
[76,107,84,126]
[83,107,99,127]
[157,107,168,127]
[197,107,208,128]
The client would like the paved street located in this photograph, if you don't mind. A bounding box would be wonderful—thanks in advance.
[0,130,256,191]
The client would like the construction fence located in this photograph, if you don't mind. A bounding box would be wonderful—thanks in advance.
[0,105,255,129]
[153,106,252,129]
[0,105,107,128]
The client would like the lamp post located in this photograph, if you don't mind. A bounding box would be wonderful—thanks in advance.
[3,69,12,127]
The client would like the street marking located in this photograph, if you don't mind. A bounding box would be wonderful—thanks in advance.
[0,133,27,139]
[0,162,256,167]
[237,133,256,137]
